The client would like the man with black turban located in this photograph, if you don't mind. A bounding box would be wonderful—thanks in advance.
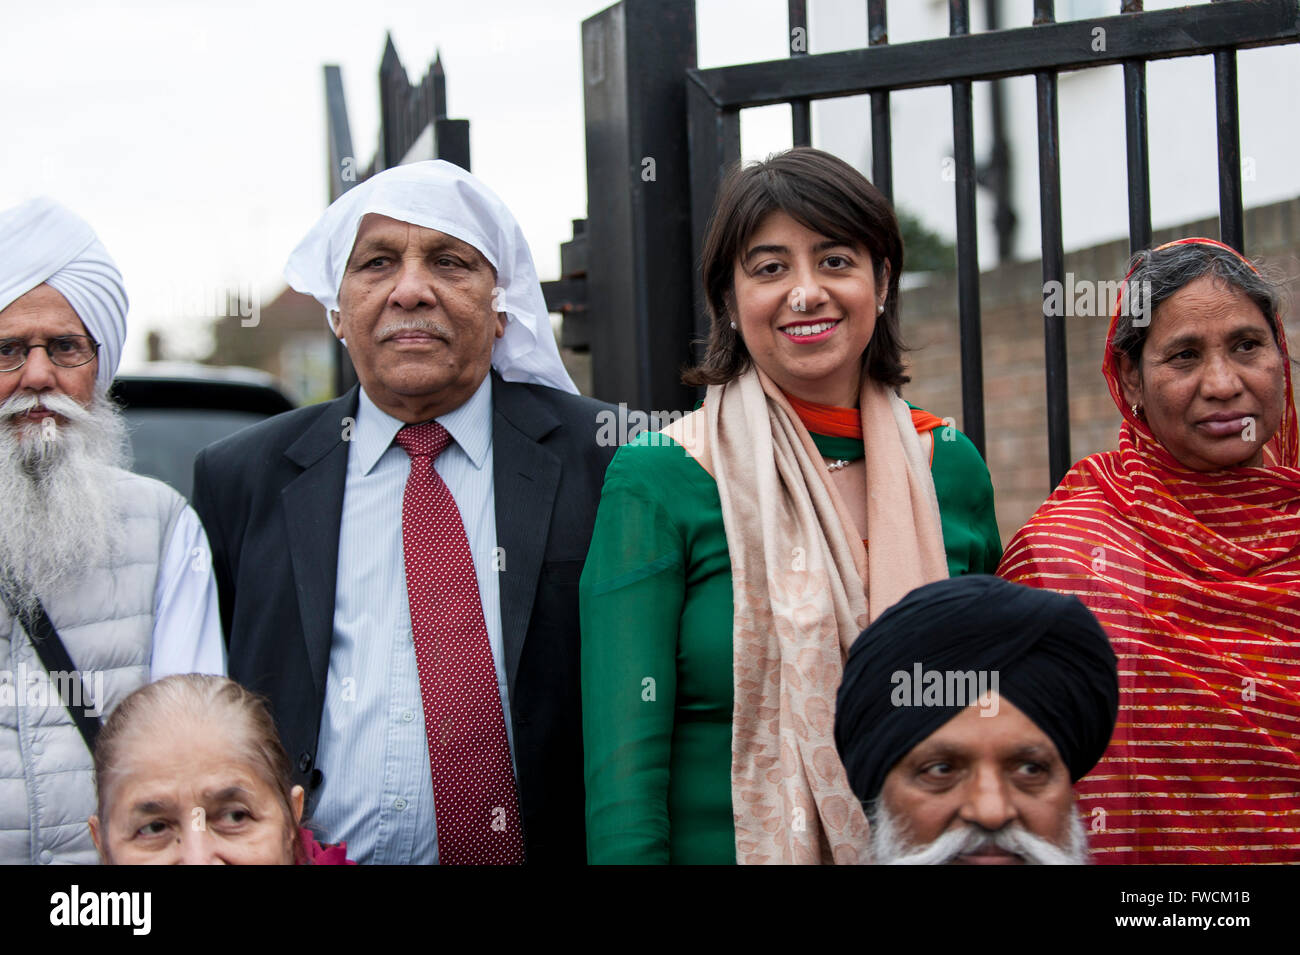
[834,575,1118,865]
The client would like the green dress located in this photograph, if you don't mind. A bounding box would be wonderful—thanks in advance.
[579,415,1002,864]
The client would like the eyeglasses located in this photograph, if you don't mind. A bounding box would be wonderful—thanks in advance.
[0,336,101,372]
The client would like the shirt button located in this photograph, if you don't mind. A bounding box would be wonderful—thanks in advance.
[39,850,52,864]
[393,797,408,811]
[30,741,43,755]
[401,709,415,723]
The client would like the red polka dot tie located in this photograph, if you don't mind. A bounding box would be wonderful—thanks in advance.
[395,421,525,865]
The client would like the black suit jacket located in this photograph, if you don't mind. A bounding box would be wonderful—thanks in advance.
[192,372,617,864]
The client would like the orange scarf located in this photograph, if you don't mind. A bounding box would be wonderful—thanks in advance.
[783,390,946,439]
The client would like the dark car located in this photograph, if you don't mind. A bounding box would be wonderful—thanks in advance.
[109,363,295,500]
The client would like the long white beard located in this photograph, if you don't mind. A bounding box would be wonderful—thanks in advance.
[0,390,130,614]
[867,798,1090,865]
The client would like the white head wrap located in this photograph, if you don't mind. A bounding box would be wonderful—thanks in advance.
[284,160,577,394]
[0,197,128,392]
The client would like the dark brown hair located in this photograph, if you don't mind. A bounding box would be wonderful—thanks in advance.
[683,146,908,388]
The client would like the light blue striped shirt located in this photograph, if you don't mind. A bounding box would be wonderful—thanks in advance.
[311,373,512,864]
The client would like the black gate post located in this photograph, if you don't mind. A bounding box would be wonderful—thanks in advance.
[581,0,699,413]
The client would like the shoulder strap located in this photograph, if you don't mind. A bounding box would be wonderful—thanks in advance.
[0,584,102,754]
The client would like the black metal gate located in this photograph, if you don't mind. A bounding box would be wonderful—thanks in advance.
[580,0,1299,488]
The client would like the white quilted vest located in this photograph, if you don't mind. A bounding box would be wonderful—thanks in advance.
[0,468,185,865]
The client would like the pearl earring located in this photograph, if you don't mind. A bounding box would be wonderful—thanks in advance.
[877,304,884,314]
[729,321,737,330]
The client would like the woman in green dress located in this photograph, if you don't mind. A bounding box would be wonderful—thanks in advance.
[580,147,1001,864]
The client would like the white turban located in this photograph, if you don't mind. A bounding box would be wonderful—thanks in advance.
[284,160,577,394]
[0,197,128,392]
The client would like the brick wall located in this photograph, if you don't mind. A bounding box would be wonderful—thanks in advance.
[897,196,1300,549]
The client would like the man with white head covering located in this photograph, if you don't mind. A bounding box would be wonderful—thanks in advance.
[0,197,225,865]
[193,161,618,865]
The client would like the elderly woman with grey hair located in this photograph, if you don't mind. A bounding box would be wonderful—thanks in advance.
[998,237,1300,865]
[89,674,353,864]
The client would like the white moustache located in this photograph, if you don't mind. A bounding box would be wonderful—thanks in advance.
[0,391,93,424]
[869,801,1088,866]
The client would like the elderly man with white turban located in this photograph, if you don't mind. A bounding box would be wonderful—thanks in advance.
[193,161,618,865]
[0,197,224,865]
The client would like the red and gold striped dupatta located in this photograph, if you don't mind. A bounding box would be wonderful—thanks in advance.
[998,238,1300,864]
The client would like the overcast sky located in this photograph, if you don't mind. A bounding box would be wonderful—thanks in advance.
[3,0,807,368]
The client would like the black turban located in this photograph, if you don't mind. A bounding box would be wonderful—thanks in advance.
[834,575,1118,805]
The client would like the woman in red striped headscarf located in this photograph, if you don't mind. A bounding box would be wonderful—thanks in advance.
[998,237,1300,864]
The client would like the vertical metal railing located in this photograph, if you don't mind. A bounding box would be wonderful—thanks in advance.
[984,0,1016,262]
[788,0,812,146]
[1121,0,1152,253]
[1034,0,1071,487]
[949,0,986,458]
[1211,0,1246,251]
[867,0,893,200]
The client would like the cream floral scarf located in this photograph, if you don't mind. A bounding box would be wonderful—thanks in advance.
[696,365,947,864]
